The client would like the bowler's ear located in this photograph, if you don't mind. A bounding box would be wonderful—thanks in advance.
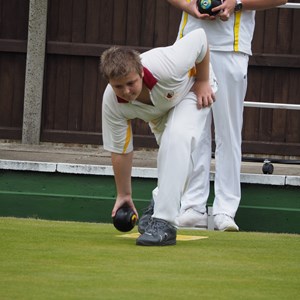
[141,68,144,78]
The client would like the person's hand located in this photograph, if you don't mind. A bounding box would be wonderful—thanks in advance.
[187,0,217,20]
[111,196,139,218]
[212,0,236,21]
[191,80,216,109]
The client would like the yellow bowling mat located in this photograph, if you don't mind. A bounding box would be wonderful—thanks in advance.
[117,232,208,241]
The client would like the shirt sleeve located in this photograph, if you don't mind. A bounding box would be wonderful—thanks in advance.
[102,85,133,154]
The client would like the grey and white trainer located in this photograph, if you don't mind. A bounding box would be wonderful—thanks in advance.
[177,208,208,229]
[136,218,177,246]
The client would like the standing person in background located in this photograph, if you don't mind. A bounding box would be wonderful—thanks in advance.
[167,0,287,231]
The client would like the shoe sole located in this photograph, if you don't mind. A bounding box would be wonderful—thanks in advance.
[136,239,176,246]
[223,227,239,232]
[178,226,208,230]
[215,226,239,232]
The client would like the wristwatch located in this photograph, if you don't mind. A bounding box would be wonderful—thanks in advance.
[235,0,243,12]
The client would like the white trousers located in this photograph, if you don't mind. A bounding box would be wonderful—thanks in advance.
[151,92,212,225]
[180,51,249,218]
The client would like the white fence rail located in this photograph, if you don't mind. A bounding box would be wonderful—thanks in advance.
[244,2,300,111]
[244,102,300,110]
[279,3,300,9]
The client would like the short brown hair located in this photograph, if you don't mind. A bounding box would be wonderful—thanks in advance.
[100,46,143,80]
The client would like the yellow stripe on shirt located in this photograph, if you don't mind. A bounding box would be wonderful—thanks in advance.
[122,120,131,153]
[180,1,194,75]
[233,11,242,52]
[188,66,197,77]
[179,0,191,39]
[179,11,189,39]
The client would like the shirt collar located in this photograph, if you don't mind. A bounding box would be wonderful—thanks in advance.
[142,67,157,90]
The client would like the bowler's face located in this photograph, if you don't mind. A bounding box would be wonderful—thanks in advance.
[109,71,144,102]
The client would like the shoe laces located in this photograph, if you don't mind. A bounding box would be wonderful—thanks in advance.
[147,219,167,234]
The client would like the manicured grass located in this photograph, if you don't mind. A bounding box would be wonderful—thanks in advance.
[0,217,299,299]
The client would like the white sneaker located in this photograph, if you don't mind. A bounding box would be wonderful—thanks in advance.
[214,214,239,231]
[177,208,208,229]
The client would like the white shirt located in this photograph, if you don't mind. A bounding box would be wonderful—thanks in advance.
[178,10,255,55]
[102,29,217,154]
